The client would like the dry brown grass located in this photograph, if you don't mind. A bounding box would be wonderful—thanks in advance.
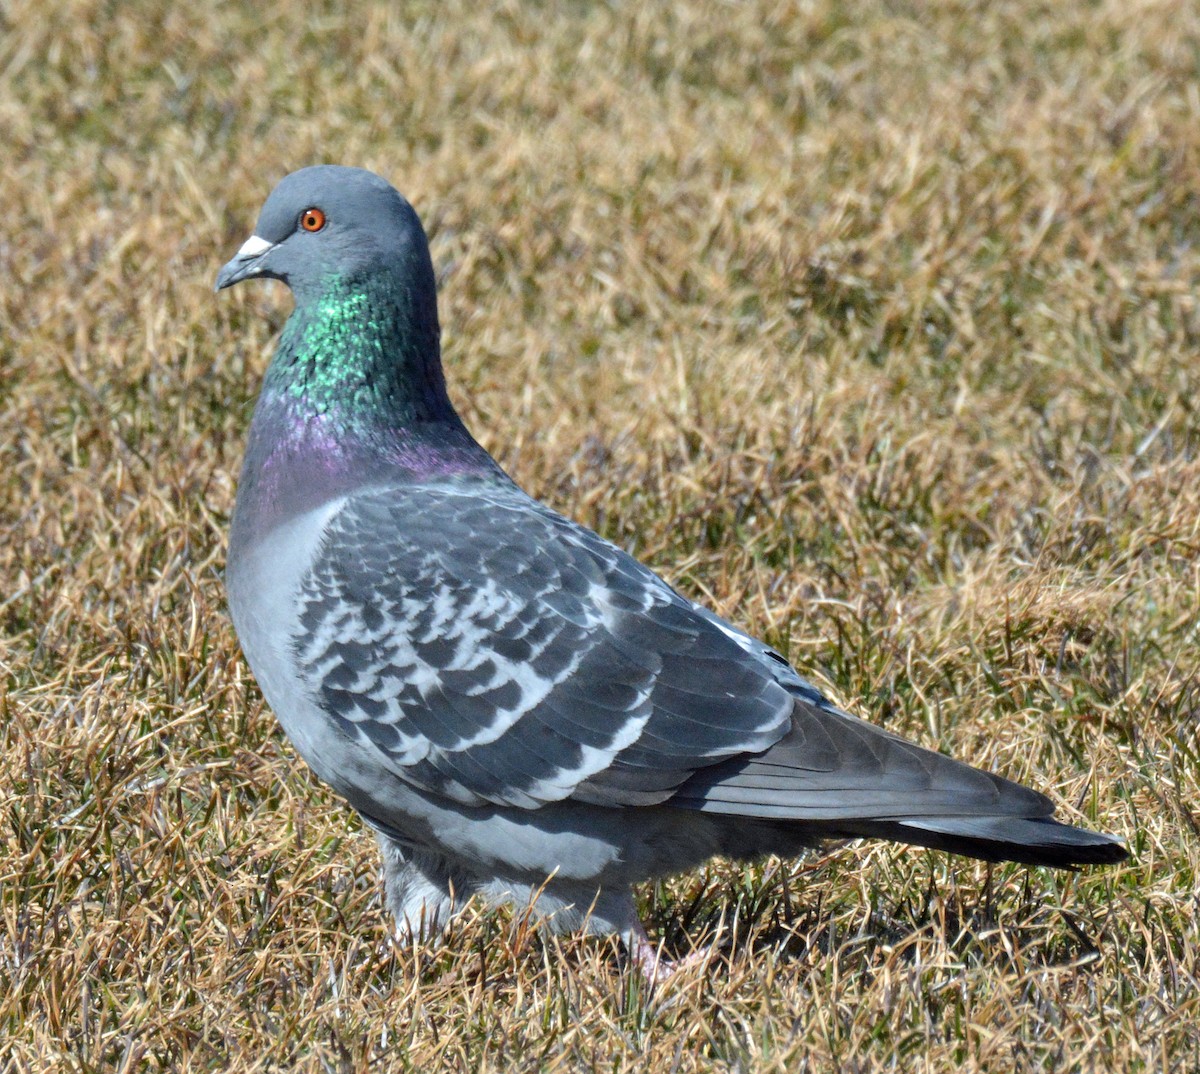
[1,0,1197,1069]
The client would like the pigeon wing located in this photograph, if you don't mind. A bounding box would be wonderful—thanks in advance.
[291,481,795,809]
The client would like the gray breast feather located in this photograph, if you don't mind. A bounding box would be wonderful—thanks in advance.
[290,482,796,809]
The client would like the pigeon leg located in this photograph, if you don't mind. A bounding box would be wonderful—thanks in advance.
[375,832,463,943]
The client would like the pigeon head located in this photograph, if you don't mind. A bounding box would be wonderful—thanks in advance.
[215,165,437,314]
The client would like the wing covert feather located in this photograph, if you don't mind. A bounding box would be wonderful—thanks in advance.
[292,482,792,808]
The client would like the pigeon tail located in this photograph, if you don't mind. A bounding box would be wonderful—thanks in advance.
[672,691,1128,869]
[834,814,1128,868]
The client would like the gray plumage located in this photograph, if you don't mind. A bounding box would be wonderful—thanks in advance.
[217,166,1126,968]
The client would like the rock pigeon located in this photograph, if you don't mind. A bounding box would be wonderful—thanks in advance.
[216,165,1127,977]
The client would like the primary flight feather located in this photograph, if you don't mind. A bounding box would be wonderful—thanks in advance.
[217,165,1126,977]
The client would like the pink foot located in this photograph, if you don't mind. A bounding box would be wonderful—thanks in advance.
[628,923,714,984]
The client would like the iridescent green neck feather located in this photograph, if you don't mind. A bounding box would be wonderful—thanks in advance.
[232,272,496,547]
[265,271,457,436]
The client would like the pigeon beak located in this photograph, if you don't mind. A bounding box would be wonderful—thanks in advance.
[215,234,277,292]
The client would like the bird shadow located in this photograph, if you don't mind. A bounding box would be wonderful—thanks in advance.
[643,850,1115,982]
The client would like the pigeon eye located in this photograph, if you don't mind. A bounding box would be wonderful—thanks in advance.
[300,208,326,232]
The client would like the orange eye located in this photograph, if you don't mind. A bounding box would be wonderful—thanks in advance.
[300,207,326,232]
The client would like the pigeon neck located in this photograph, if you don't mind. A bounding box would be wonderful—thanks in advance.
[267,272,455,430]
[234,274,498,544]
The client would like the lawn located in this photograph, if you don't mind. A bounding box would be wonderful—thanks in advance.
[1,0,1197,1070]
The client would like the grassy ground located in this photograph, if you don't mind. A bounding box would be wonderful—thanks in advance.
[1,0,1197,1069]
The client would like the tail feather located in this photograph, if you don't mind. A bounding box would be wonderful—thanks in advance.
[674,692,1128,869]
[844,815,1128,868]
